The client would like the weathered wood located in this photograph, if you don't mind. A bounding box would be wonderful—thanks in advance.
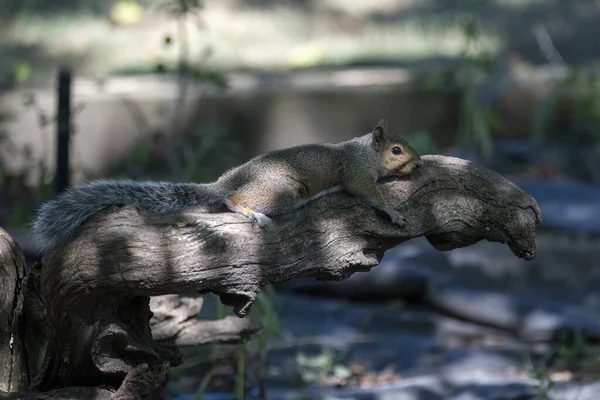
[2,155,541,395]
[150,295,262,346]
[0,362,169,399]
[0,228,29,392]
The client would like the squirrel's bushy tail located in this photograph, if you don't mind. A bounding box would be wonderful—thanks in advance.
[32,179,225,252]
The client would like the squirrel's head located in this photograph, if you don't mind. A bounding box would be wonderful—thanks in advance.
[371,119,423,177]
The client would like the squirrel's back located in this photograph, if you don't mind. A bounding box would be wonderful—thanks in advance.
[217,135,377,196]
[217,141,348,195]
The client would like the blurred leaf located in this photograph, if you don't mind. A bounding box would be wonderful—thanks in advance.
[332,365,352,380]
[289,42,324,68]
[297,351,333,369]
[192,68,228,88]
[421,71,447,90]
[461,17,478,40]
[133,145,151,164]
[564,67,581,88]
[155,63,168,73]
[483,109,503,132]
[14,62,31,84]
[110,0,145,26]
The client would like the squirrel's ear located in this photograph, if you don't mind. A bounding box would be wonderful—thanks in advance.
[371,119,389,150]
[376,119,389,133]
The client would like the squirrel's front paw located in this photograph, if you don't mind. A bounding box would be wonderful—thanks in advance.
[249,212,273,230]
[387,210,406,227]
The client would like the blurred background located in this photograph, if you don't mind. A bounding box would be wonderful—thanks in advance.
[3,0,600,399]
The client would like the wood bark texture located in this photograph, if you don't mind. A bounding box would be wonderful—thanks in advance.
[0,228,29,392]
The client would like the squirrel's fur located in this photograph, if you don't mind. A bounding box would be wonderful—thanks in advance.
[32,119,422,252]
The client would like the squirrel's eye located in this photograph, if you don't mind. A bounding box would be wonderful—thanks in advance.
[391,146,403,155]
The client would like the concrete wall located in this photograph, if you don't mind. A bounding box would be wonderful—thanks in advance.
[0,68,460,184]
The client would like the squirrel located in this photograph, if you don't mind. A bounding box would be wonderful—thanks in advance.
[32,119,423,252]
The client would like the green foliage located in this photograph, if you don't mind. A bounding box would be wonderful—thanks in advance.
[527,329,600,399]
[1,61,31,88]
[155,0,228,89]
[109,0,231,181]
[232,286,281,398]
[191,67,228,89]
[5,157,52,226]
[554,329,600,379]
[0,0,24,17]
[194,367,216,400]
[453,19,497,158]
[555,330,589,371]
[293,348,351,386]
[110,118,241,182]
[235,343,246,400]
[12,62,31,84]
[0,96,56,226]
[420,14,500,158]
[177,122,236,182]
[0,83,88,226]
[457,86,495,157]
[250,285,279,335]
[408,130,439,155]
[184,288,280,398]
[535,67,600,145]
[526,360,555,399]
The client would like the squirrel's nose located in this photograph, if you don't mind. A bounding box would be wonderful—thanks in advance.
[415,159,424,168]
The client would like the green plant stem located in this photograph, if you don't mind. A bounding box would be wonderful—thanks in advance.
[235,343,246,400]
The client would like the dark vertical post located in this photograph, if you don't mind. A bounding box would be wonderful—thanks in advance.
[54,67,72,196]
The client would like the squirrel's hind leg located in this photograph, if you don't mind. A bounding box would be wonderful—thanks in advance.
[224,195,273,229]
[224,184,303,229]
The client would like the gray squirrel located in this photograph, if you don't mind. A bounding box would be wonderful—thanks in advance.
[32,119,423,252]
